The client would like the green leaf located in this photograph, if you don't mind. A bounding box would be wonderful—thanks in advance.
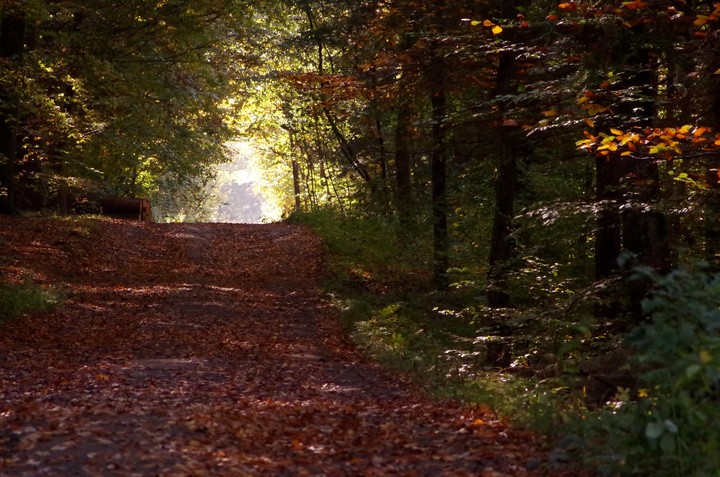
[686,363,701,378]
[645,421,665,439]
[664,419,678,434]
[660,432,676,453]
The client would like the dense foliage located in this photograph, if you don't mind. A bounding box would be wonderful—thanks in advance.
[268,2,720,476]
[0,0,255,219]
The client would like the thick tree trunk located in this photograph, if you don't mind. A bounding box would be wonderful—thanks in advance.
[486,47,520,308]
[0,13,25,57]
[487,125,519,308]
[0,12,26,215]
[594,44,667,320]
[594,155,625,279]
[703,35,720,266]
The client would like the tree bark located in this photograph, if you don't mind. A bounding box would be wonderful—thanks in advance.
[594,155,625,279]
[487,125,519,308]
[429,57,449,290]
[594,44,667,321]
[486,47,520,308]
[0,12,26,215]
[394,92,413,224]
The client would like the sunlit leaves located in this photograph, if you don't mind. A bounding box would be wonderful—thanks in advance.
[468,18,503,35]
[577,125,720,168]
[576,91,611,117]
[558,2,578,11]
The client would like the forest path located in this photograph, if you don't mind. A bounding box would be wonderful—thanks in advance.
[0,218,569,476]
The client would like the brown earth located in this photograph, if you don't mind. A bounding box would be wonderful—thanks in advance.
[0,217,581,476]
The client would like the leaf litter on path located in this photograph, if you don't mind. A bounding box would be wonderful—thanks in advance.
[0,217,581,476]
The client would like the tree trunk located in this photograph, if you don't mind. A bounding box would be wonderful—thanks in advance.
[288,130,302,214]
[429,58,449,290]
[594,155,625,279]
[394,85,413,223]
[594,44,666,321]
[487,125,519,307]
[0,12,26,215]
[486,47,519,308]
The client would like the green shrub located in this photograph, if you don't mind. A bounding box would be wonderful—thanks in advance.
[0,280,62,322]
[577,265,720,476]
[298,207,582,433]
[289,207,431,289]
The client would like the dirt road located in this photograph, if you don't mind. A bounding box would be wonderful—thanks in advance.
[0,218,571,476]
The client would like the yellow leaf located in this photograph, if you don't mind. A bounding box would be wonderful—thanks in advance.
[619,134,639,146]
[492,25,503,35]
[543,110,557,117]
[700,350,712,364]
[584,118,595,128]
[610,128,623,135]
[597,143,617,152]
[470,20,482,26]
[588,104,608,116]
[695,15,709,26]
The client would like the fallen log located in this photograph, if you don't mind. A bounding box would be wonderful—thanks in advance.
[99,197,153,223]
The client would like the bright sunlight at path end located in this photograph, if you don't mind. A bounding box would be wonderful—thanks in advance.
[210,141,283,224]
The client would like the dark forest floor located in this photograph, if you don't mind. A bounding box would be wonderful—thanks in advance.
[0,217,582,476]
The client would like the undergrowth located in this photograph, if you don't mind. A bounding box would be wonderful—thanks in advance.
[290,209,579,431]
[293,208,720,477]
[0,280,62,322]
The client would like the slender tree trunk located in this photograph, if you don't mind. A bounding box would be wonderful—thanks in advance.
[323,108,372,183]
[394,93,413,224]
[287,130,302,213]
[429,58,449,290]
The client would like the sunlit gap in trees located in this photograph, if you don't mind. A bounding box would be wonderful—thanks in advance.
[208,141,282,224]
